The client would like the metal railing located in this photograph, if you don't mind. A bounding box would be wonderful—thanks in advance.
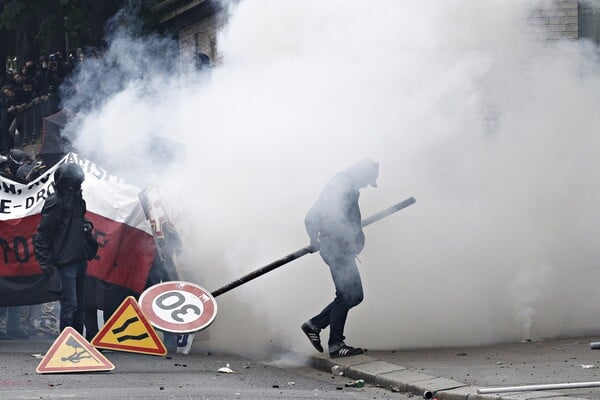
[9,95,60,148]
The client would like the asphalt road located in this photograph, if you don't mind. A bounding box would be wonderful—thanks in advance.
[0,338,408,399]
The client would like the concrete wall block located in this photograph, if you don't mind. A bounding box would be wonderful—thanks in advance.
[560,16,578,24]
[558,0,578,9]
[545,31,563,39]
[532,9,555,17]
[564,22,579,31]
[559,30,579,38]
[529,16,550,25]
[549,23,567,31]
[530,25,550,33]
[565,9,578,17]
[548,16,562,24]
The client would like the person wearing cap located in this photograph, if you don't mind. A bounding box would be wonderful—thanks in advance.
[34,162,97,334]
[301,158,379,358]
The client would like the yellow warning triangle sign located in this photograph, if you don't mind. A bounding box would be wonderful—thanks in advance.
[91,296,167,356]
[36,327,115,374]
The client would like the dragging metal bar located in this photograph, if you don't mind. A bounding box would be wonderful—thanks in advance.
[211,196,416,298]
[478,381,600,394]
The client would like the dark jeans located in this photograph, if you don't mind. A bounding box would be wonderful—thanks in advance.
[7,307,19,330]
[59,261,87,335]
[309,250,363,349]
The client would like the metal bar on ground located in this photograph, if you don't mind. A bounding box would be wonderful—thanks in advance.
[478,381,600,394]
[590,342,600,350]
[210,196,416,298]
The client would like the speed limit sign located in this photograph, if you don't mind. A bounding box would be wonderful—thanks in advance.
[139,281,218,334]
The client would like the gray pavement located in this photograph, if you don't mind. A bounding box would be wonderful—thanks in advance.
[0,336,407,399]
[309,336,600,400]
[5,332,600,399]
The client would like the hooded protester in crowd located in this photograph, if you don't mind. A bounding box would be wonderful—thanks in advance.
[34,162,97,334]
[301,158,379,358]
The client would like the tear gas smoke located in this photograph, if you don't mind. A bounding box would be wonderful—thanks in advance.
[62,0,600,358]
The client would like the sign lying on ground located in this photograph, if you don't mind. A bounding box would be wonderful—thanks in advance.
[139,281,218,334]
[91,296,167,356]
[36,327,114,374]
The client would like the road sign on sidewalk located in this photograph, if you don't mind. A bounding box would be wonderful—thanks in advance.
[36,327,115,374]
[91,296,167,356]
[139,281,218,334]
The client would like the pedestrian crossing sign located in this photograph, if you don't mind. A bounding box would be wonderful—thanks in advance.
[36,327,115,374]
[91,296,167,356]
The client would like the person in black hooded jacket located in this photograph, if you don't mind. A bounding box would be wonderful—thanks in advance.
[301,159,379,358]
[34,162,96,334]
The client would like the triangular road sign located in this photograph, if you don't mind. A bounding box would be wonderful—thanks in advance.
[36,327,114,374]
[91,296,167,356]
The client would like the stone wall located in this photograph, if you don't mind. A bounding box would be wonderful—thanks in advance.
[529,0,579,40]
[177,9,228,65]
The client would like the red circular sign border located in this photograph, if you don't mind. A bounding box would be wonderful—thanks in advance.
[139,281,218,334]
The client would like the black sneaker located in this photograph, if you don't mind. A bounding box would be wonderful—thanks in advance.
[330,344,363,358]
[301,323,323,353]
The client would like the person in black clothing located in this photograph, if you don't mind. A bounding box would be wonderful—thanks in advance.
[16,157,45,183]
[301,159,379,358]
[34,163,97,334]
[45,56,63,94]
[15,79,36,105]
[0,149,31,180]
[36,56,49,95]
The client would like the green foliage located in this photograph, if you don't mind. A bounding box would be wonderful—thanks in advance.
[0,1,27,30]
[0,0,165,61]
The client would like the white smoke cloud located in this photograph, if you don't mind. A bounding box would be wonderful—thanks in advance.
[62,0,600,357]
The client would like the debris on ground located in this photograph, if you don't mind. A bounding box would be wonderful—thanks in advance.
[581,364,596,369]
[331,365,344,376]
[345,379,365,388]
[218,363,234,373]
[30,354,44,359]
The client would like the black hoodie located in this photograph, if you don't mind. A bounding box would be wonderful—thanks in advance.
[34,163,88,267]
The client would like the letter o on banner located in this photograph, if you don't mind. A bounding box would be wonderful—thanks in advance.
[13,237,29,263]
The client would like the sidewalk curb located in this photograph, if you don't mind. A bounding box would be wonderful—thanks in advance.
[309,354,591,400]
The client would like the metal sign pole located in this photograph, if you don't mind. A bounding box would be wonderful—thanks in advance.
[211,196,416,298]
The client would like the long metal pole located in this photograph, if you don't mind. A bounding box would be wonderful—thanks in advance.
[362,197,415,227]
[210,196,416,298]
[478,381,600,394]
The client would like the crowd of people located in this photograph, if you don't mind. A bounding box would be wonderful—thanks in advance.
[0,51,77,153]
[0,51,76,338]
[0,147,52,340]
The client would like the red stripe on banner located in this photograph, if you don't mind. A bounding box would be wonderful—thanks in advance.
[86,212,155,294]
[0,213,155,294]
[0,214,42,277]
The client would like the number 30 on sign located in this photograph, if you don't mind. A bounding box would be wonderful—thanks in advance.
[139,281,218,334]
